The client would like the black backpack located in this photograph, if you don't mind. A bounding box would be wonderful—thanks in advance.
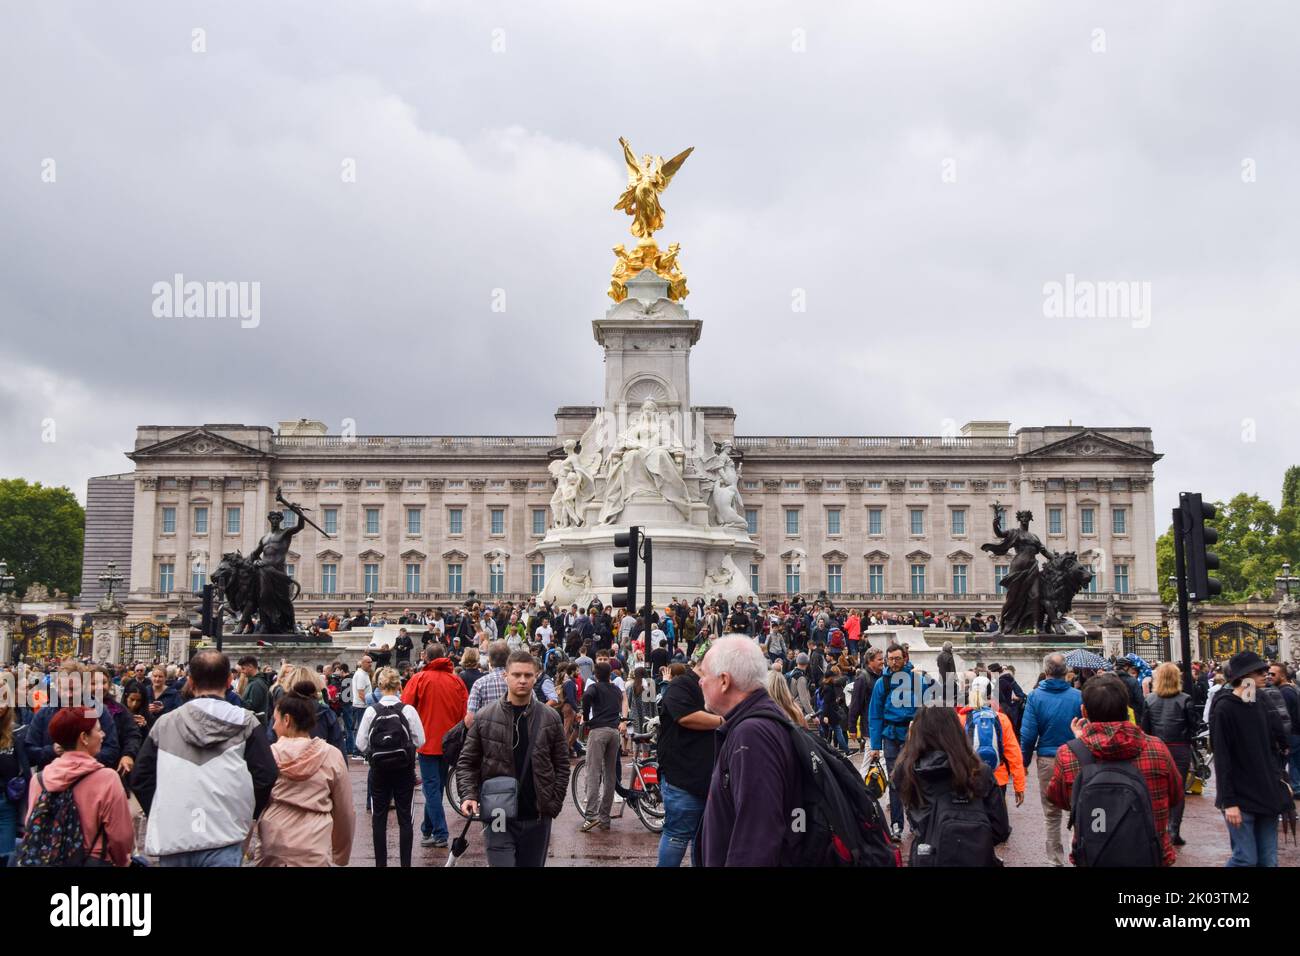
[1065,738,1161,867]
[736,711,898,867]
[909,781,998,867]
[367,702,416,772]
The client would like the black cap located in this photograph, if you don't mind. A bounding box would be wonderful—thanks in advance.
[1224,651,1268,683]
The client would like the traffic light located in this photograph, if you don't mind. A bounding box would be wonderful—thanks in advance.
[611,526,640,613]
[1179,492,1222,602]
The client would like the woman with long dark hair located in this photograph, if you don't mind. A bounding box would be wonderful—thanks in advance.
[893,707,1010,866]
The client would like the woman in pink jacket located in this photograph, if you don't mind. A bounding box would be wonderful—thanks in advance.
[258,681,354,867]
[25,708,133,866]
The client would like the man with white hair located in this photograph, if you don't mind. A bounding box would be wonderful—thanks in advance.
[697,636,802,866]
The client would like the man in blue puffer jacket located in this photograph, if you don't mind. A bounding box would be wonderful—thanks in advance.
[868,643,932,839]
[1019,652,1083,866]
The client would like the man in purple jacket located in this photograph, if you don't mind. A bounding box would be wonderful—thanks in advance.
[698,636,802,866]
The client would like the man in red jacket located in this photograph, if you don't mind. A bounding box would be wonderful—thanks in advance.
[402,643,468,848]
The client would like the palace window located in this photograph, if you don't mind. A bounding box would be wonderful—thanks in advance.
[867,480,882,490]
[785,509,800,535]
[910,564,926,595]
[1085,565,1098,593]
[321,564,337,594]
[489,480,505,490]
[909,481,924,490]
[532,509,546,536]
[750,564,760,594]
[447,563,463,595]
[323,508,338,535]
[1114,564,1129,594]
[448,508,464,534]
[826,509,842,535]
[868,508,883,535]
[161,507,176,534]
[191,561,206,594]
[995,565,1009,591]
[951,509,966,536]
[949,481,965,490]
[406,508,422,535]
[226,507,241,534]
[489,563,505,595]
[910,509,924,535]
[785,564,800,594]
[869,565,884,594]
[365,508,380,535]
[1048,508,1063,534]
[827,564,843,594]
[951,564,968,595]
[193,507,208,534]
[531,563,546,593]
[745,508,758,535]
[490,508,505,535]
[406,564,421,594]
[784,480,800,490]
[1047,479,1064,491]
[364,563,379,593]
[158,563,174,593]
[1080,508,1095,535]
[323,480,339,489]
[1112,508,1127,534]
[992,481,1007,491]
[365,480,380,489]
[407,479,423,489]
[280,509,298,529]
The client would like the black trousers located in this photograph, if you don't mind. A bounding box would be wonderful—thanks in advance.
[371,765,415,867]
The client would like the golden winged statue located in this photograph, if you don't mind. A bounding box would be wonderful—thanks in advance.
[613,136,694,239]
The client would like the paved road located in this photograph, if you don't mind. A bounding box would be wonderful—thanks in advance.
[346,753,1298,868]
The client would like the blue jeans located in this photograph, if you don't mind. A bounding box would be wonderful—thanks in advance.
[657,781,706,867]
[1224,810,1278,867]
[157,842,244,867]
[418,753,448,841]
[883,736,905,830]
[0,797,18,856]
[1288,736,1300,795]
[343,706,362,755]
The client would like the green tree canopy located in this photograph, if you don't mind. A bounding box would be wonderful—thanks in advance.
[0,479,85,597]
[1157,467,1300,604]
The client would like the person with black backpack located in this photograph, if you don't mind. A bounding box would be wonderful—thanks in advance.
[1046,673,1183,867]
[354,667,424,867]
[894,706,1010,867]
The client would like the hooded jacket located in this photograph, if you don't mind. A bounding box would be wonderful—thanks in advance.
[26,750,133,866]
[24,705,121,771]
[1209,689,1288,816]
[401,657,469,756]
[699,689,802,867]
[131,696,279,856]
[1045,721,1183,866]
[957,705,1027,792]
[1018,678,1082,760]
[905,750,1010,858]
[257,736,354,867]
[868,663,931,750]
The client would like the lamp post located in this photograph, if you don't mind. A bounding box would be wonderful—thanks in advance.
[365,594,375,624]
[0,560,15,601]
[1278,561,1297,601]
[99,561,123,606]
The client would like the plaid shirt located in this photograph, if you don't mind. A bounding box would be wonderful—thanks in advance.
[466,666,508,716]
[1046,720,1184,866]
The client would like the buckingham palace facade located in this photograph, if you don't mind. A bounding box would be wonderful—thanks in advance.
[80,414,1163,627]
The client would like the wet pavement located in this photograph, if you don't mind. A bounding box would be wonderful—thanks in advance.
[345,753,1299,868]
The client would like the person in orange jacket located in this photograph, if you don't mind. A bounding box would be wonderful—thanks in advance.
[958,685,1027,809]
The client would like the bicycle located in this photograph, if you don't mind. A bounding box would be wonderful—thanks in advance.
[569,721,665,833]
[1186,729,1212,794]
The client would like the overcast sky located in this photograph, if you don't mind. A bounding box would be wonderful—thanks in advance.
[1,1,1296,523]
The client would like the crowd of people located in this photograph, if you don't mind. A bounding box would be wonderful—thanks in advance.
[1,593,1295,869]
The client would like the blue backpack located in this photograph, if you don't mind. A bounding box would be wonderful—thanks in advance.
[965,709,1004,773]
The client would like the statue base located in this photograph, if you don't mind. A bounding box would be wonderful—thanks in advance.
[537,522,757,608]
[226,632,334,645]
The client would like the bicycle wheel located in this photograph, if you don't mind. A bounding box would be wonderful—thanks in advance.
[569,757,589,817]
[446,770,469,819]
[630,767,665,833]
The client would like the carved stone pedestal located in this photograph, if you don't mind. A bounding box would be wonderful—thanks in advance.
[92,606,127,665]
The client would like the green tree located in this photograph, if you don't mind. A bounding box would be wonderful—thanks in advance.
[1283,465,1300,511]
[0,479,85,597]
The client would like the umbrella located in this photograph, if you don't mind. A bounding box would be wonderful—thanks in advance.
[1064,648,1107,671]
[444,816,475,868]
[1124,653,1153,680]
